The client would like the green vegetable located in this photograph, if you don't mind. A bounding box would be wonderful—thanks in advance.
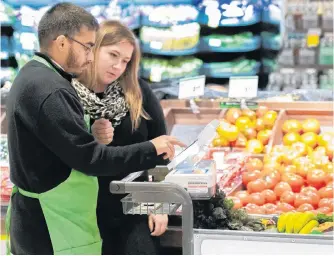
[316,213,334,224]
[193,187,265,232]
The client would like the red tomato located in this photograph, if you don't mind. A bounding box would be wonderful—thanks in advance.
[318,186,333,199]
[235,191,250,206]
[301,186,318,195]
[245,203,265,214]
[247,179,266,193]
[319,198,334,211]
[297,203,314,212]
[301,191,320,208]
[326,173,334,184]
[282,173,305,193]
[248,192,265,206]
[242,170,261,186]
[227,196,243,209]
[277,202,295,212]
[317,207,331,214]
[307,169,327,190]
[245,158,263,172]
[274,182,292,198]
[261,189,277,204]
[280,191,296,206]
[294,194,312,208]
[260,170,281,190]
[262,203,277,214]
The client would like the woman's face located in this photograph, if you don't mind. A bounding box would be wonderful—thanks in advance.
[96,40,134,86]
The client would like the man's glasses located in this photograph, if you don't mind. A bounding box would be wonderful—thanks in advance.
[65,35,93,55]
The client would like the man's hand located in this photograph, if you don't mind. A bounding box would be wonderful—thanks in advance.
[148,214,168,236]
[150,135,186,160]
[91,118,114,145]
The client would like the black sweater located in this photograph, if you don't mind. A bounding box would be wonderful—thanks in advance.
[95,80,167,236]
[6,53,160,254]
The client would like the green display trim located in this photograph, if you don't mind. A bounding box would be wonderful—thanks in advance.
[220,101,258,109]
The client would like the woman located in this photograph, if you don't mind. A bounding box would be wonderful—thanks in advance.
[75,20,169,255]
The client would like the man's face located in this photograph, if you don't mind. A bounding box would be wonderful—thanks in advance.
[65,26,96,75]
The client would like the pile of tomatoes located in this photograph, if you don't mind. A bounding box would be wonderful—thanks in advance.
[227,156,333,215]
[212,106,278,154]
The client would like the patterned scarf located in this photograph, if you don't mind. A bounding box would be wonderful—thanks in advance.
[71,78,129,127]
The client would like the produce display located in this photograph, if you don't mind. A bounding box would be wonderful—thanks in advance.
[277,211,334,234]
[140,23,200,51]
[141,57,202,82]
[212,106,278,154]
[228,114,334,216]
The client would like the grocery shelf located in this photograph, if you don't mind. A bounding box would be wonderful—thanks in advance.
[141,68,201,83]
[278,64,333,71]
[141,16,198,28]
[141,43,199,56]
[200,36,261,53]
[202,62,261,79]
[262,11,280,26]
[134,0,193,5]
[198,13,261,28]
[262,38,281,51]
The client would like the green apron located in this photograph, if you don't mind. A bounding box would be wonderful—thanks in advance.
[6,56,102,255]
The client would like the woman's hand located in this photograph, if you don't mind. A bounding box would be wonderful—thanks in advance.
[148,214,168,236]
[91,118,114,145]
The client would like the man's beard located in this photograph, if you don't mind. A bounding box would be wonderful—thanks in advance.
[66,47,88,76]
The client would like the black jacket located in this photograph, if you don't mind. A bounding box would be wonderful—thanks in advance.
[6,53,160,254]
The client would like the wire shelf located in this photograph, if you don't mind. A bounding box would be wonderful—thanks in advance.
[121,194,182,215]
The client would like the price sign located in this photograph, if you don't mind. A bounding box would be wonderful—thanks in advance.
[307,28,321,48]
[228,76,258,99]
[178,75,206,99]
[149,67,163,82]
[208,38,221,47]
[150,41,163,50]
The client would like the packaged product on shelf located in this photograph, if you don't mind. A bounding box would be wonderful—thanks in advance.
[0,1,17,26]
[140,23,200,52]
[141,56,202,82]
[140,4,198,26]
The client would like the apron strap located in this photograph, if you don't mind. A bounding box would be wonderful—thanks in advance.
[32,55,59,74]
[6,186,40,254]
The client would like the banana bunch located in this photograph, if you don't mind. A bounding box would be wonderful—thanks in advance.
[277,212,319,234]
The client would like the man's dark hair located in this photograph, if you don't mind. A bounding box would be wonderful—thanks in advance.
[38,2,99,50]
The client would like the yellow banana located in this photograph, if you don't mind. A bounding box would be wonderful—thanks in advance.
[299,220,319,234]
[293,211,316,234]
[277,213,288,233]
[285,212,297,233]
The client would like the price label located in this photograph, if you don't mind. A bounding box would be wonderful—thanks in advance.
[149,67,163,82]
[228,76,258,99]
[307,28,321,48]
[150,41,163,50]
[178,75,205,99]
[208,38,221,47]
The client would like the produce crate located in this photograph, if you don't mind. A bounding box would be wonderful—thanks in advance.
[160,100,334,111]
[271,109,334,147]
[164,108,223,145]
[163,107,283,156]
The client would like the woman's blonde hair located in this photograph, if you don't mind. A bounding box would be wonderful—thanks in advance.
[82,20,149,131]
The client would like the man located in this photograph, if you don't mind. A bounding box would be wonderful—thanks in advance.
[6,3,184,255]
